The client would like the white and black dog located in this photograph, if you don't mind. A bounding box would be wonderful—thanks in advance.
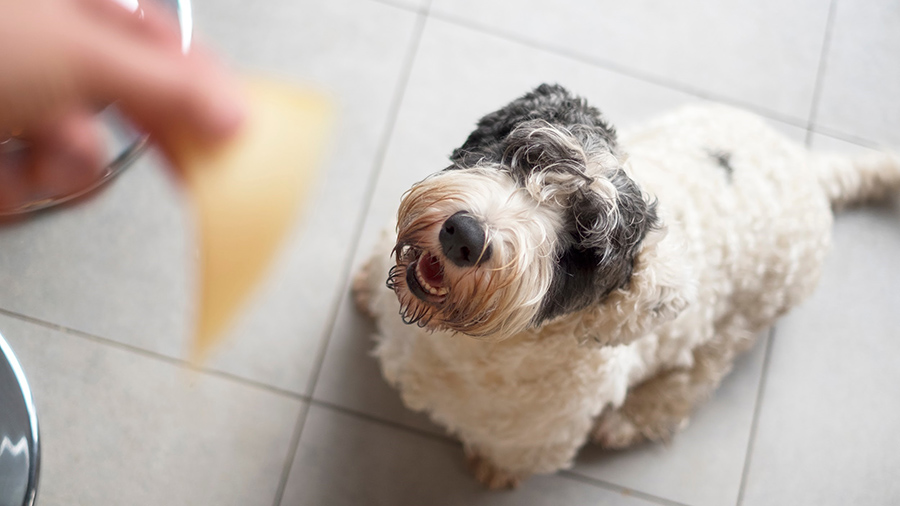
[353,84,900,488]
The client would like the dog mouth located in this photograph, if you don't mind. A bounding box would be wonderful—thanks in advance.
[405,250,448,303]
[386,245,450,327]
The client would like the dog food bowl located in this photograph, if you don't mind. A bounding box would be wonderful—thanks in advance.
[0,0,192,217]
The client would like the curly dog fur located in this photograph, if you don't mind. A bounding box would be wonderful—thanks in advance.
[352,84,900,488]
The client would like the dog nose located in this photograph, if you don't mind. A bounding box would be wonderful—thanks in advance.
[439,211,491,267]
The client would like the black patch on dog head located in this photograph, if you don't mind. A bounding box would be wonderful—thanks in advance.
[534,170,659,325]
[498,119,595,187]
[447,84,618,170]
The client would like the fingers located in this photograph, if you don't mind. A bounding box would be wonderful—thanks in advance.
[0,150,32,213]
[28,108,106,200]
[73,23,246,154]
[0,108,104,213]
[72,0,246,150]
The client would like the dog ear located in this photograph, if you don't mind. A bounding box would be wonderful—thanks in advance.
[578,168,658,295]
[570,221,696,347]
[450,84,618,169]
[533,169,660,324]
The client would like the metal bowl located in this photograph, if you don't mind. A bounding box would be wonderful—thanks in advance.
[0,333,40,506]
[0,0,192,216]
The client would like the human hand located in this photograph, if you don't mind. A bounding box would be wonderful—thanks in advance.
[0,0,245,213]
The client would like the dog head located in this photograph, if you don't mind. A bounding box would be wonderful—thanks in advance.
[387,85,689,343]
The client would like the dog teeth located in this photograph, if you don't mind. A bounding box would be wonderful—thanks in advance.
[416,259,448,297]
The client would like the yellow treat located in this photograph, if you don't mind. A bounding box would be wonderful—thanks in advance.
[172,77,331,361]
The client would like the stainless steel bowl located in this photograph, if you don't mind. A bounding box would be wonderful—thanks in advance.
[0,0,192,216]
[0,333,39,506]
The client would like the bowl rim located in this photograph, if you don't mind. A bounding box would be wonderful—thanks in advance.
[0,332,40,506]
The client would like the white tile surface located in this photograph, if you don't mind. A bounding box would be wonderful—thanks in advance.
[814,0,900,147]
[281,405,660,506]
[431,0,831,121]
[809,132,884,156]
[0,313,303,506]
[371,0,428,11]
[740,201,900,506]
[574,334,770,506]
[0,152,191,358]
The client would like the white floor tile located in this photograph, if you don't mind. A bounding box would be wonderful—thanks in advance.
[371,0,428,11]
[0,314,302,506]
[0,153,191,358]
[809,132,883,156]
[814,0,900,146]
[431,0,831,121]
[741,200,900,505]
[281,405,662,506]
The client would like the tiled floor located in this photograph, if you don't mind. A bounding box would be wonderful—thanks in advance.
[1,0,898,504]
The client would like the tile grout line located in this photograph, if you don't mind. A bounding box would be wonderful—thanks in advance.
[269,4,433,506]
[368,0,421,14]
[808,124,889,151]
[735,327,777,506]
[269,406,309,506]
[309,398,459,446]
[0,307,307,401]
[426,9,812,131]
[805,0,839,147]
[559,471,694,506]
[300,0,432,403]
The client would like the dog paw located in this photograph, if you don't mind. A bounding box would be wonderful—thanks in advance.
[593,406,690,449]
[592,410,643,449]
[465,449,521,490]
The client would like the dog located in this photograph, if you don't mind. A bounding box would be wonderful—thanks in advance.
[352,84,900,489]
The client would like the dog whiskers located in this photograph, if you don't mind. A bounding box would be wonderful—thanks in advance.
[399,301,433,327]
[386,264,403,290]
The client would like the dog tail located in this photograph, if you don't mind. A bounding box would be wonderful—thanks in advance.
[814,151,900,209]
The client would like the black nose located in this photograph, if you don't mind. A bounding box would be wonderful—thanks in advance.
[439,211,491,267]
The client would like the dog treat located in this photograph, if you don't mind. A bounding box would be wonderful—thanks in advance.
[172,77,331,360]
